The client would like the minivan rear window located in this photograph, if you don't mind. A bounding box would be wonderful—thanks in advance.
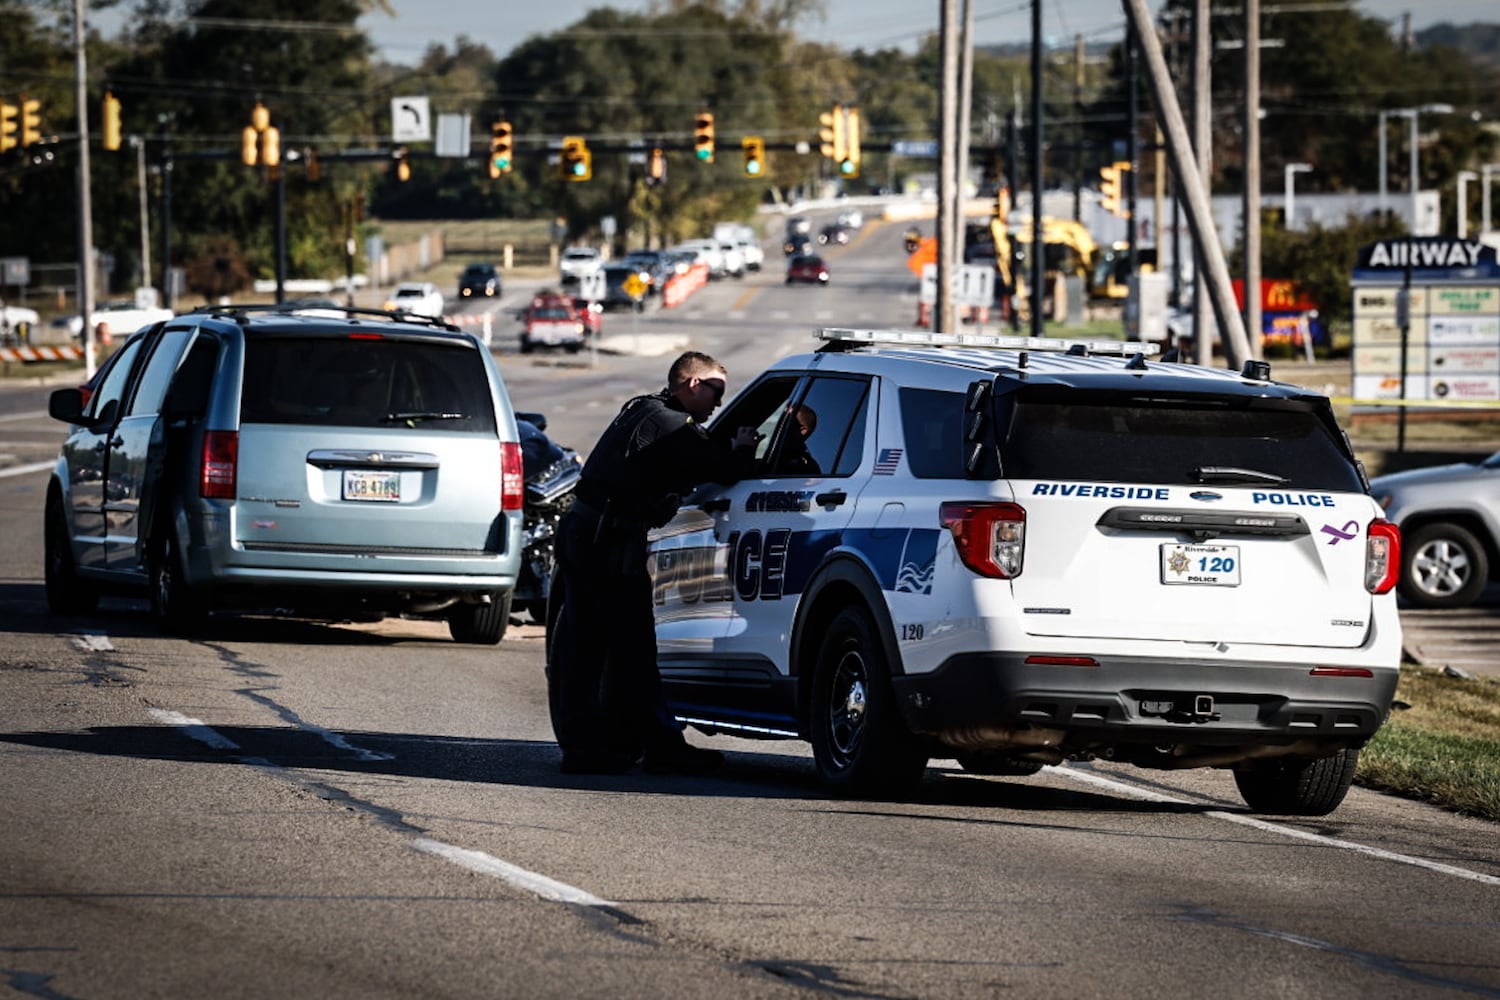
[241,336,497,432]
[999,393,1362,492]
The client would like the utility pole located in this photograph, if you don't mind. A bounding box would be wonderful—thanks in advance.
[72,0,96,377]
[1124,0,1251,367]
[1030,0,1044,335]
[133,136,151,295]
[1074,34,1085,223]
[1191,0,1212,364]
[936,0,960,332]
[1126,22,1139,278]
[954,0,975,265]
[1243,0,1262,358]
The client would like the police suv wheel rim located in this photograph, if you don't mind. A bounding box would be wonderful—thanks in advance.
[827,651,869,765]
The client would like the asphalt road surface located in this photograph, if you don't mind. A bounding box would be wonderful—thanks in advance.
[1,213,1498,999]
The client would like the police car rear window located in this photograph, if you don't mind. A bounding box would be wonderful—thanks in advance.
[241,336,497,432]
[999,395,1362,492]
[899,387,968,479]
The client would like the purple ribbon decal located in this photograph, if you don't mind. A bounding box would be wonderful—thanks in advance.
[1321,520,1359,545]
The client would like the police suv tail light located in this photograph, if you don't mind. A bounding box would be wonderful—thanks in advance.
[940,502,1025,578]
[1365,518,1400,594]
[501,441,524,511]
[200,430,238,500]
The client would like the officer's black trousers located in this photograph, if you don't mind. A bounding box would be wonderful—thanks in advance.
[549,510,684,759]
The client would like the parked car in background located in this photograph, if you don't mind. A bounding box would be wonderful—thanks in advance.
[44,303,525,643]
[458,263,502,298]
[520,293,591,353]
[670,239,727,279]
[62,299,174,341]
[1,302,40,344]
[837,208,864,230]
[558,246,603,285]
[383,281,446,318]
[600,263,649,310]
[785,254,829,285]
[1370,451,1500,608]
[818,223,852,247]
[718,242,746,278]
[734,237,765,272]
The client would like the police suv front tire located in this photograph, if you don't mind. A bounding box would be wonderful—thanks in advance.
[809,606,928,797]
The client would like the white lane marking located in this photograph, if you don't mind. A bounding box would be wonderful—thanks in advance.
[72,633,116,653]
[0,460,54,479]
[1057,764,1500,887]
[412,838,614,906]
[147,707,612,906]
[148,708,242,751]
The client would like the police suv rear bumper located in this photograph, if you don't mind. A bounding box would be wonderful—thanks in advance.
[891,651,1398,763]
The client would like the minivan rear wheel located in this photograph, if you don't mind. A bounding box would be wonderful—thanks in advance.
[448,590,511,644]
[150,532,206,636]
[1233,749,1358,816]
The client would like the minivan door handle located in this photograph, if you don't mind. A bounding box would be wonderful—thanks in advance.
[815,490,848,507]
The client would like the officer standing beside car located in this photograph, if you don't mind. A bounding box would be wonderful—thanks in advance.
[549,350,759,775]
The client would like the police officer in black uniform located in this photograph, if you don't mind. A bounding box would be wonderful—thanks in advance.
[549,351,758,775]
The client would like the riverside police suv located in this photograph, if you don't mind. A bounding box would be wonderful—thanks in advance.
[45,304,525,643]
[646,329,1402,815]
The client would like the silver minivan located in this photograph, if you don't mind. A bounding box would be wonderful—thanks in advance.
[45,304,526,643]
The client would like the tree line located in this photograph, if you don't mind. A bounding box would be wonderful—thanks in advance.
[0,0,1494,309]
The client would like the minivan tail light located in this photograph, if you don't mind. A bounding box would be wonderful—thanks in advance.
[1365,518,1401,594]
[501,441,524,511]
[939,501,1026,578]
[200,430,238,500]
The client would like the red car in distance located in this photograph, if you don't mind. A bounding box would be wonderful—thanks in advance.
[785,254,830,286]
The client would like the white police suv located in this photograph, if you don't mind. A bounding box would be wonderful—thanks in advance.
[646,328,1403,815]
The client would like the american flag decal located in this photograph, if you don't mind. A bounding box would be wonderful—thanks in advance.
[874,447,903,475]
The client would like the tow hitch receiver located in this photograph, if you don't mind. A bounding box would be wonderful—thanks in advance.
[1139,695,1221,723]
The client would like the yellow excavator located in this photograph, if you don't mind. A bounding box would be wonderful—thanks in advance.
[988,215,1153,303]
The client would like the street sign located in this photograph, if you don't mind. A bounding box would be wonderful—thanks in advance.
[920,264,995,307]
[892,139,939,157]
[622,274,648,300]
[390,96,431,143]
[435,113,470,157]
[578,271,607,302]
[0,256,28,286]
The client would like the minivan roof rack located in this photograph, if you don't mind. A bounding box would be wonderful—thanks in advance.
[815,327,1160,356]
[186,302,459,331]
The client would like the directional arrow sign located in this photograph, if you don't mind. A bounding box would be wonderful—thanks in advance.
[391,96,431,143]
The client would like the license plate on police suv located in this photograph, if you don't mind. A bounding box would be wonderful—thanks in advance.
[342,469,401,502]
[1160,543,1240,586]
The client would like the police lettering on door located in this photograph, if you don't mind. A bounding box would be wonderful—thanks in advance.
[651,529,791,605]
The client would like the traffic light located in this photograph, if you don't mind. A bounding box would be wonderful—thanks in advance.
[1100,160,1130,218]
[306,147,320,182]
[741,135,765,177]
[20,98,41,147]
[489,119,512,178]
[102,92,121,152]
[646,146,666,186]
[818,103,845,162]
[241,125,258,165]
[261,126,280,167]
[395,147,411,182]
[1099,163,1121,217]
[0,102,16,153]
[693,112,715,163]
[559,136,591,181]
[840,107,861,178]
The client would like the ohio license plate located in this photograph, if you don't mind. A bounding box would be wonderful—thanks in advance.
[1161,543,1240,586]
[343,468,400,502]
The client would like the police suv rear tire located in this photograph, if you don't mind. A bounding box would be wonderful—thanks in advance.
[809,606,928,797]
[1232,748,1358,816]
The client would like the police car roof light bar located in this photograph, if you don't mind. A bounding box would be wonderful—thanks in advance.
[815,327,1161,357]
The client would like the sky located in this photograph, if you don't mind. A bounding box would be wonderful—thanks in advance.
[351,0,1493,64]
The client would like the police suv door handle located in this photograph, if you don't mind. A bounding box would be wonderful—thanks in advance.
[815,489,848,508]
[698,497,731,513]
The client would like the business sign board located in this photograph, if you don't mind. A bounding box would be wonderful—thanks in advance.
[1349,238,1500,409]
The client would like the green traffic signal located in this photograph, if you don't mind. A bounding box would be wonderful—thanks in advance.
[573,160,588,176]
[839,159,855,176]
[695,147,712,163]
[746,160,761,175]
